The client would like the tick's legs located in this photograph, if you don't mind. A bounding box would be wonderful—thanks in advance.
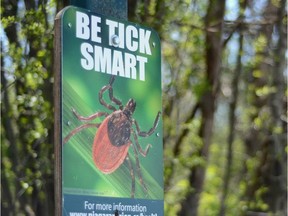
[132,130,151,157]
[63,123,100,144]
[71,108,108,121]
[108,76,123,109]
[126,154,135,198]
[99,85,117,111]
[131,140,148,195]
[133,111,161,137]
[64,109,107,143]
[99,75,123,111]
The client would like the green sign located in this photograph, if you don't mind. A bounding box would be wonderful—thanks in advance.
[59,6,163,216]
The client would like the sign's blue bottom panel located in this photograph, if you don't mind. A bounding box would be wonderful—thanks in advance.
[63,194,163,216]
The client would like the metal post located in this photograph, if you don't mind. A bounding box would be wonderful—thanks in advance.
[69,0,127,20]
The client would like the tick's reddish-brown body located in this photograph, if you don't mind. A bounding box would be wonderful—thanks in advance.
[63,75,161,198]
[93,111,131,174]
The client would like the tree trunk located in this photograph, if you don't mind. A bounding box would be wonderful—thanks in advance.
[219,32,243,216]
[265,0,287,213]
[243,0,287,215]
[1,1,22,215]
[179,0,226,215]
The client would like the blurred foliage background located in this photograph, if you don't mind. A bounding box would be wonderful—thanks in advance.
[1,0,287,215]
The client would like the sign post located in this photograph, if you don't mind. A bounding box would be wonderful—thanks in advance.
[69,0,127,20]
[54,3,163,216]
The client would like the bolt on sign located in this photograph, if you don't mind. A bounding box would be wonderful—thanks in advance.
[54,6,163,216]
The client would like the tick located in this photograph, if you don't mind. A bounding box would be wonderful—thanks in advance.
[63,75,161,198]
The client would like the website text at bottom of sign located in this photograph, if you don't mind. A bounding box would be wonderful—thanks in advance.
[69,211,158,216]
[69,212,158,216]
[65,200,159,216]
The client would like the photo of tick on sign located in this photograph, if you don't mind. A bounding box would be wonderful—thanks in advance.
[60,7,163,200]
[63,75,161,198]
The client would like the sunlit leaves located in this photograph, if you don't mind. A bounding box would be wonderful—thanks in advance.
[22,9,46,37]
[1,0,55,214]
[255,34,267,52]
[255,86,276,97]
[1,15,16,28]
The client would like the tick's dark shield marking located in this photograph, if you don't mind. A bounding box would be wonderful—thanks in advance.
[63,75,161,198]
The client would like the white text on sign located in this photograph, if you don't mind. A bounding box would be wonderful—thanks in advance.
[76,11,154,81]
